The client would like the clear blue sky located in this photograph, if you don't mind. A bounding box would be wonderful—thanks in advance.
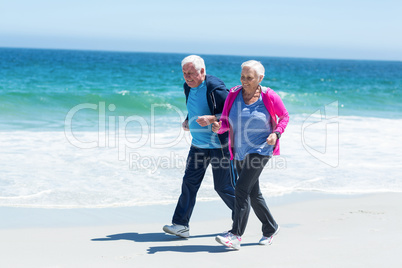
[1,0,401,61]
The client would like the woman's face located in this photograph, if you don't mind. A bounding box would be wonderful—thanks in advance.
[240,67,262,91]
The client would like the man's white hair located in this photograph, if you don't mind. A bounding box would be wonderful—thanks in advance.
[181,55,206,74]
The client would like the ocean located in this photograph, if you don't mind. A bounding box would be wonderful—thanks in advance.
[1,47,401,208]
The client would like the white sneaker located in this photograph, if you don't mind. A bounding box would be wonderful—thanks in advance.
[215,232,241,250]
[163,224,190,238]
[259,225,280,245]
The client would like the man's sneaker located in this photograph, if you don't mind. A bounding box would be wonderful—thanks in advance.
[259,225,280,245]
[215,232,241,250]
[163,224,190,238]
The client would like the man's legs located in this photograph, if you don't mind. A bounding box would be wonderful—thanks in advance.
[210,148,236,213]
[172,146,209,227]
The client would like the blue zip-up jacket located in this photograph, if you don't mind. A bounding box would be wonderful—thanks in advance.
[184,74,229,147]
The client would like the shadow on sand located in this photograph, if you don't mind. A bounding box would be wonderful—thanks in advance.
[92,232,217,243]
[146,242,260,254]
[92,232,261,254]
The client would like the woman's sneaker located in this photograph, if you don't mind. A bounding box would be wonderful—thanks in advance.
[215,232,241,250]
[163,224,189,238]
[259,225,280,245]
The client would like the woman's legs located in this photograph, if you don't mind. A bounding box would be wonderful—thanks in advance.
[230,154,273,236]
[249,175,278,237]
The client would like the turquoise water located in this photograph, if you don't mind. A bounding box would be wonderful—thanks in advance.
[1,47,402,208]
[1,48,401,130]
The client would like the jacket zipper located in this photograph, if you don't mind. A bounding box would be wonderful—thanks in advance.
[210,91,217,114]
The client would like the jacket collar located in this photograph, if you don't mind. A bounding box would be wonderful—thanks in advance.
[231,85,269,93]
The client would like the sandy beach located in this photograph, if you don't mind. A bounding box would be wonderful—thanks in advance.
[1,193,401,268]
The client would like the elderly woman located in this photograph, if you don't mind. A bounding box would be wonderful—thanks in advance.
[213,60,289,250]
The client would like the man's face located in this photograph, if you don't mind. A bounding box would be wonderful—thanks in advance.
[182,63,205,88]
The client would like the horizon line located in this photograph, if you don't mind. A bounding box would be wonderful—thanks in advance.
[1,45,401,63]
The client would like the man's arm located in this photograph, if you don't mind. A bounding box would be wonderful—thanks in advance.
[211,83,229,119]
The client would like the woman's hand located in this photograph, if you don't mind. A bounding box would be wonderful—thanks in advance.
[196,115,217,127]
[266,133,277,145]
[212,121,222,133]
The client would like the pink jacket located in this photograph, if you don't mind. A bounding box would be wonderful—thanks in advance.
[218,85,289,159]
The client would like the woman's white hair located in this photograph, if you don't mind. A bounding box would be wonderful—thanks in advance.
[181,55,206,74]
[241,60,265,79]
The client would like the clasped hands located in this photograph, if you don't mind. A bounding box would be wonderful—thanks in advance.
[184,116,277,145]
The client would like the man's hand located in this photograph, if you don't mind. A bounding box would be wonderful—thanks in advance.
[266,133,277,145]
[196,115,217,127]
[212,121,222,133]
[182,119,189,131]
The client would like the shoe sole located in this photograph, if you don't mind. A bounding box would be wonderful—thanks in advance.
[163,226,189,238]
[215,236,240,250]
[260,225,281,246]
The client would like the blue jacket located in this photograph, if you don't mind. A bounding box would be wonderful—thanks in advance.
[183,74,229,147]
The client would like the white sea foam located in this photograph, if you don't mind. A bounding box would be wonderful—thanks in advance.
[117,90,130,96]
[1,115,401,208]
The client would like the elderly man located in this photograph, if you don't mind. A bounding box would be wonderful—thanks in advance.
[163,55,235,238]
